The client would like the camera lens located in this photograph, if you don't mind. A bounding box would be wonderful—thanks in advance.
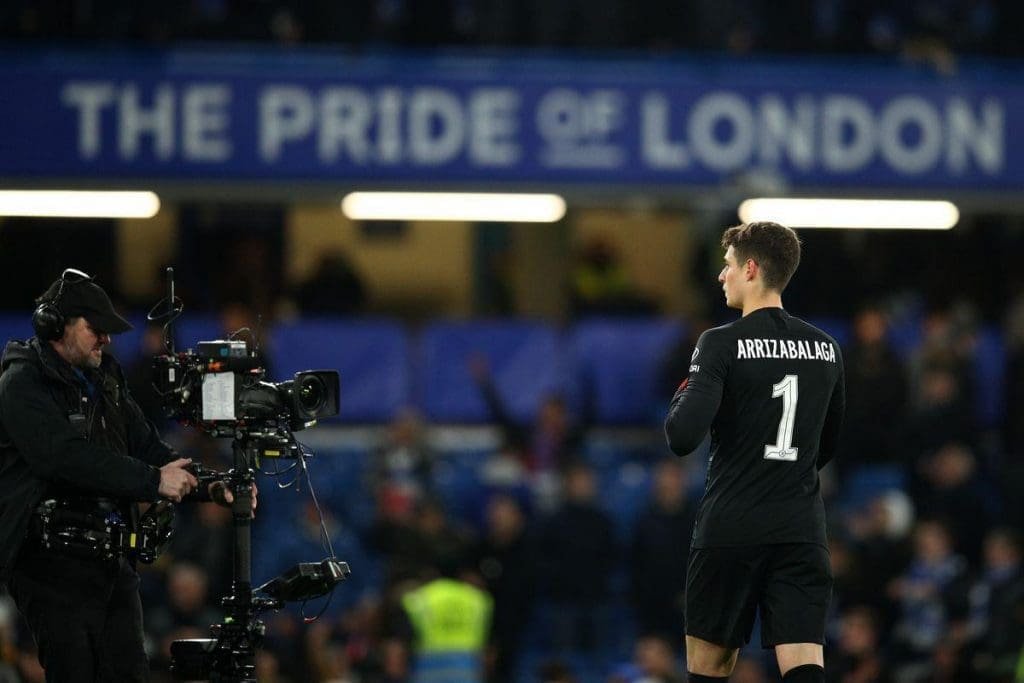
[297,375,326,413]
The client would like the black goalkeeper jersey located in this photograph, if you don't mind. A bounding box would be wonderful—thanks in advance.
[664,307,845,549]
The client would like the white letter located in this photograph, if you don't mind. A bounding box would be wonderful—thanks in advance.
[586,90,625,137]
[947,97,1003,174]
[642,93,689,168]
[688,93,755,172]
[409,88,464,165]
[758,95,815,171]
[469,88,520,166]
[119,84,175,160]
[821,96,875,172]
[537,88,583,144]
[319,87,372,163]
[183,84,232,162]
[376,88,403,164]
[878,96,942,174]
[61,82,115,159]
[737,339,747,359]
[259,86,315,162]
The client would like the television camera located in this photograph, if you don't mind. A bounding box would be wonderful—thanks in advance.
[153,338,339,443]
[149,269,350,682]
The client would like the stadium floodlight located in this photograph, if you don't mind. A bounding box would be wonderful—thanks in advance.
[0,191,161,218]
[738,198,959,230]
[341,192,567,223]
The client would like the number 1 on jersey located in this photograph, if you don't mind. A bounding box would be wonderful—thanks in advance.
[764,374,799,461]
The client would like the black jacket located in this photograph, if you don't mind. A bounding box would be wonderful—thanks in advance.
[0,338,173,579]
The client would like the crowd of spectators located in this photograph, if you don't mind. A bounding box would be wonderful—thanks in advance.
[1,292,1021,682]
[4,0,1024,61]
[2,1,1022,679]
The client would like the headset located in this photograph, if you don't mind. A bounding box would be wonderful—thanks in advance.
[31,268,93,341]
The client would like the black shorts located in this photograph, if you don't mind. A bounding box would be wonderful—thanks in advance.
[685,543,832,649]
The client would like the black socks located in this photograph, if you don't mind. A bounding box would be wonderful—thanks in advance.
[688,663,823,682]
[782,663,825,682]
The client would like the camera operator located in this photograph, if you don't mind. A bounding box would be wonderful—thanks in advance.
[0,269,249,682]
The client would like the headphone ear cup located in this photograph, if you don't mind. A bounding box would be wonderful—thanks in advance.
[32,303,65,341]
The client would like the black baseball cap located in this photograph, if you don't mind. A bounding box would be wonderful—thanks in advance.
[56,275,133,335]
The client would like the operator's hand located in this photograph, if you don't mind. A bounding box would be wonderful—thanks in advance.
[209,480,258,517]
[159,458,199,502]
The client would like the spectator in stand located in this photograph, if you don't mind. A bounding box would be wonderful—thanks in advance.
[689,0,761,53]
[842,490,915,630]
[123,321,176,430]
[369,406,436,511]
[824,605,891,683]
[366,485,427,590]
[569,235,656,317]
[730,656,769,683]
[908,303,978,423]
[537,462,616,654]
[145,562,223,673]
[167,499,235,599]
[0,592,19,682]
[304,618,357,683]
[630,458,697,643]
[1001,288,1024,527]
[469,354,584,477]
[253,650,294,683]
[369,495,473,598]
[952,527,1024,681]
[633,633,685,682]
[537,659,578,683]
[887,520,968,679]
[412,497,476,589]
[913,442,994,564]
[836,304,908,475]
[294,250,368,316]
[903,361,976,469]
[473,493,538,683]
[609,633,685,683]
[397,560,492,683]
[218,300,274,376]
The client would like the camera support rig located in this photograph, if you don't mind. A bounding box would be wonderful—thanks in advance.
[170,427,350,682]
[152,269,350,682]
[170,432,273,682]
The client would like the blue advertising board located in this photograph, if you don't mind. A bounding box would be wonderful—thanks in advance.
[1,48,1021,189]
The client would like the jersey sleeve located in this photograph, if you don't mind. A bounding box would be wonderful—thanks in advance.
[664,328,730,456]
[816,345,846,470]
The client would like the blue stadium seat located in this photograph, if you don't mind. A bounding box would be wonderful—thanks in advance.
[974,325,1006,428]
[583,434,663,472]
[173,314,225,352]
[838,463,907,512]
[599,462,651,542]
[418,320,566,423]
[432,450,489,525]
[569,318,685,424]
[302,447,371,503]
[807,317,851,349]
[107,311,149,364]
[0,314,33,344]
[270,318,411,424]
[887,313,923,360]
